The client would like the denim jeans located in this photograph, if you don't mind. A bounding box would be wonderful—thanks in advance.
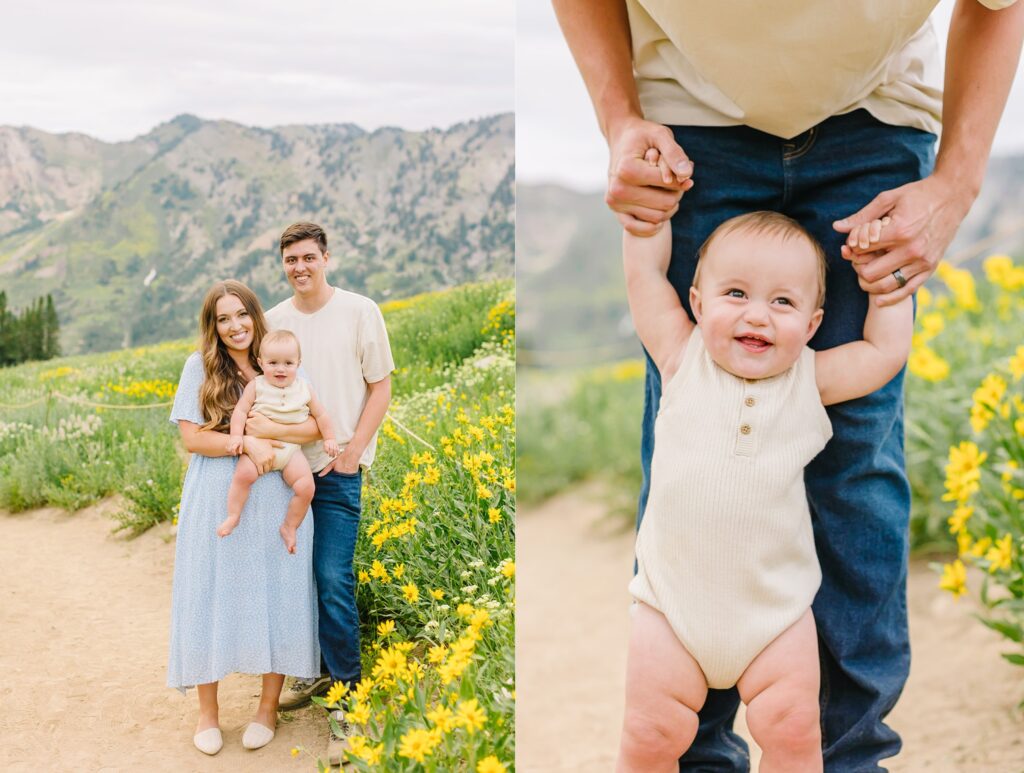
[634,110,936,772]
[311,469,363,687]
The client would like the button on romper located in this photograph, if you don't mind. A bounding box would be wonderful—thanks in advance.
[629,328,833,688]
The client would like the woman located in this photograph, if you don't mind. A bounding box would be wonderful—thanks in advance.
[167,280,320,754]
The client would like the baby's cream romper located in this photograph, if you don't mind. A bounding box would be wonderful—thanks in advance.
[251,376,329,471]
[629,327,833,688]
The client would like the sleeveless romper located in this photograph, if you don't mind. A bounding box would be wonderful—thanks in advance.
[252,376,311,471]
[629,328,832,688]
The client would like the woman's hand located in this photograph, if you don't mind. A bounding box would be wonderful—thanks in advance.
[243,436,284,475]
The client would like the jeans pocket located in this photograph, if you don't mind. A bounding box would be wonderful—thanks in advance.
[332,470,361,479]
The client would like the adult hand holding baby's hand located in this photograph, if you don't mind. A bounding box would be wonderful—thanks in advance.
[606,116,694,237]
[319,445,360,477]
[226,435,244,456]
[834,172,974,306]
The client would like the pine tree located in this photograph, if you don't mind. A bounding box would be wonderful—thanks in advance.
[44,294,60,359]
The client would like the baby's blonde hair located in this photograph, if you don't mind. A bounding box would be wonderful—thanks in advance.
[259,329,301,360]
[693,211,828,309]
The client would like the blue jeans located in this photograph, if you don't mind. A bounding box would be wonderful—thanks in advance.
[635,110,936,772]
[311,469,363,686]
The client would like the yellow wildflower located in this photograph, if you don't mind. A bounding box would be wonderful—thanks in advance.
[971,537,993,558]
[1009,346,1024,382]
[942,441,987,503]
[947,505,973,535]
[398,727,440,764]
[916,286,932,308]
[393,563,405,579]
[426,704,456,732]
[985,534,1013,573]
[957,530,973,556]
[456,698,487,734]
[489,507,502,523]
[430,588,445,600]
[502,561,515,579]
[939,560,967,599]
[377,620,396,637]
[324,680,349,707]
[402,583,420,603]
[907,345,949,382]
[478,756,508,773]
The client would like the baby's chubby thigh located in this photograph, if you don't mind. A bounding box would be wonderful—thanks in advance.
[736,608,822,770]
[618,601,708,772]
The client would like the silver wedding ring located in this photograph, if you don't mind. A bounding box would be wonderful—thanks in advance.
[892,268,908,289]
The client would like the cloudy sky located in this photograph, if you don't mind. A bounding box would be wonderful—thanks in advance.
[518,0,1024,190]
[0,0,513,142]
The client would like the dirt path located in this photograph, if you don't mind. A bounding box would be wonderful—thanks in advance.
[0,501,327,772]
[517,489,1024,772]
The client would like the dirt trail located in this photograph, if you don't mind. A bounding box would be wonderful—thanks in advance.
[517,489,1024,772]
[0,501,327,772]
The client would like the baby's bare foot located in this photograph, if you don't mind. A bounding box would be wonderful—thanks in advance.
[217,515,240,538]
[280,524,297,554]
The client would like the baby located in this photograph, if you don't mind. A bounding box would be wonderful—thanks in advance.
[217,329,339,553]
[618,210,911,772]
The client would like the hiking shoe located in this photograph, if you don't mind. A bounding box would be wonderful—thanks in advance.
[279,674,331,710]
[327,710,352,767]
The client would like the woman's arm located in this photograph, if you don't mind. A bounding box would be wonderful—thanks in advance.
[178,420,236,457]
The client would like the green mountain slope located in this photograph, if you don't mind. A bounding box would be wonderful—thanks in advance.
[0,114,513,354]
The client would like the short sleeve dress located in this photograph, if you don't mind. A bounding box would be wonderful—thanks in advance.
[166,352,320,691]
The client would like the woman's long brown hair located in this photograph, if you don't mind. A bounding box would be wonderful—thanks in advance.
[197,281,267,431]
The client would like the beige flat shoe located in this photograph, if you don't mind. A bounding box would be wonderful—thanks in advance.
[193,727,223,755]
[242,721,276,750]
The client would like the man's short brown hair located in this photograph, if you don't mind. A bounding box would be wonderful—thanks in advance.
[693,211,828,308]
[280,222,328,255]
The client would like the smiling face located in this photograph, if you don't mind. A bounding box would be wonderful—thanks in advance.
[689,227,824,380]
[282,237,329,297]
[214,293,255,354]
[258,337,301,388]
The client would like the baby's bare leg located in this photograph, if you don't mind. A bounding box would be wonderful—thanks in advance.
[219,455,259,537]
[278,452,315,554]
[736,608,822,773]
[617,601,708,773]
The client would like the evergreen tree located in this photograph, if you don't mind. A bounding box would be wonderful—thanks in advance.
[44,294,60,359]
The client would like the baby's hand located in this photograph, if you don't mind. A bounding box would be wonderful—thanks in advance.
[324,439,340,458]
[227,435,244,456]
[643,147,689,186]
[847,216,891,251]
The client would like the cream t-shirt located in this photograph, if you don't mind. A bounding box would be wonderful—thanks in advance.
[266,288,395,472]
[627,0,1019,139]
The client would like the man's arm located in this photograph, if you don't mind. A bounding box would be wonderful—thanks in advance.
[306,387,340,457]
[837,0,1024,305]
[245,413,320,444]
[815,297,913,406]
[552,0,692,235]
[321,376,391,476]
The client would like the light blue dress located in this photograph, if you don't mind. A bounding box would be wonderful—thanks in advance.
[167,352,320,691]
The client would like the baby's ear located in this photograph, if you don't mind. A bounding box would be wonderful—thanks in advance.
[689,286,703,323]
[806,308,824,341]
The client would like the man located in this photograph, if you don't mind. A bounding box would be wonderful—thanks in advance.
[552,1,1024,770]
[247,221,393,764]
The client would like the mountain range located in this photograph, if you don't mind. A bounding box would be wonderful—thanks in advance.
[0,113,513,354]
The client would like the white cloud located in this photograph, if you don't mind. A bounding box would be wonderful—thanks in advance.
[0,0,513,141]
